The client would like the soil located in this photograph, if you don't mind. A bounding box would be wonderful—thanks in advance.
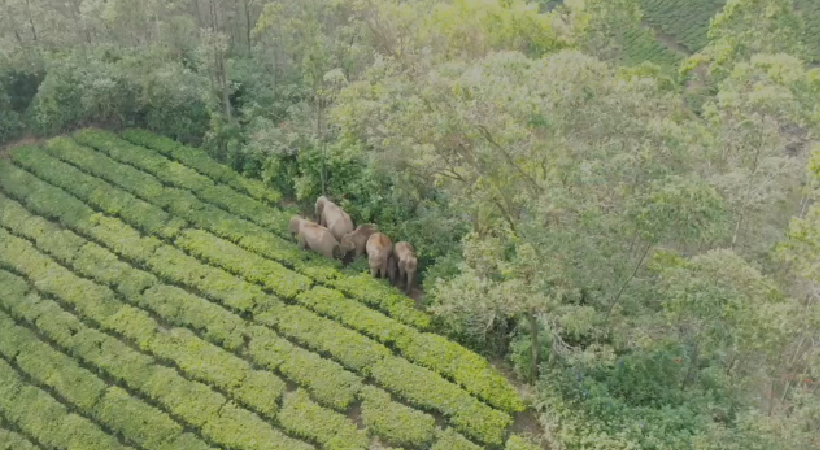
[0,136,42,160]
[489,357,550,447]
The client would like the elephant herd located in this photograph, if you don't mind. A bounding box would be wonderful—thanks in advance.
[288,196,418,293]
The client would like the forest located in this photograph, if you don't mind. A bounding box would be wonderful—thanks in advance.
[1,0,819,449]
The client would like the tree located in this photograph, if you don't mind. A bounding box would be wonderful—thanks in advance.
[334,49,727,380]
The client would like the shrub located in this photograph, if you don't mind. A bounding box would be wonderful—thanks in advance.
[147,327,250,392]
[504,434,541,450]
[369,355,512,446]
[141,365,226,428]
[278,389,369,450]
[430,428,483,450]
[93,387,184,450]
[264,305,392,372]
[201,402,314,450]
[230,369,287,420]
[121,128,280,204]
[246,325,363,411]
[359,385,436,448]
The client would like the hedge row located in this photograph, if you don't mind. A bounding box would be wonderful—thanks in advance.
[245,325,363,411]
[56,137,519,413]
[0,269,316,450]
[11,145,266,314]
[0,351,133,450]
[0,157,413,407]
[298,288,524,412]
[278,389,369,450]
[9,325,207,450]
[0,171,366,411]
[64,130,430,329]
[74,129,284,229]
[359,385,436,449]
[0,236,337,450]
[175,228,312,300]
[369,355,512,446]
[0,192,362,413]
[74,130,214,193]
[149,244,270,314]
[120,128,281,204]
[4,146,519,439]
[70,131,520,409]
[0,426,39,450]
[504,435,541,450]
[258,305,392,373]
[0,189,246,352]
[431,428,484,450]
[14,142,186,240]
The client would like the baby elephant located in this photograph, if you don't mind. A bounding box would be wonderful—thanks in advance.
[393,241,418,293]
[315,196,354,241]
[365,232,393,279]
[290,215,341,260]
[339,224,379,264]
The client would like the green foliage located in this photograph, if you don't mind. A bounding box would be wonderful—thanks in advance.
[504,434,541,450]
[278,389,369,450]
[174,228,313,300]
[265,305,392,372]
[200,402,315,450]
[430,428,484,450]
[638,0,727,52]
[369,355,511,446]
[538,345,743,450]
[230,369,286,420]
[359,385,437,448]
[141,285,246,351]
[64,128,436,329]
[796,0,820,64]
[147,327,250,392]
[0,355,131,450]
[25,47,209,143]
[559,0,683,71]
[121,129,281,204]
[295,287,413,344]
[395,331,525,412]
[141,365,226,428]
[14,337,108,413]
[0,427,38,450]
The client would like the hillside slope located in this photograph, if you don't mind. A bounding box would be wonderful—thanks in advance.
[0,129,539,450]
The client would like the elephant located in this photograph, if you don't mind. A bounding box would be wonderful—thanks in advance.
[315,196,354,241]
[289,215,307,239]
[365,232,393,279]
[297,221,342,260]
[339,223,379,264]
[393,241,418,293]
[386,251,399,286]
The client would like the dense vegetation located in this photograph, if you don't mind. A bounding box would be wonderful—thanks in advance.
[2,0,820,449]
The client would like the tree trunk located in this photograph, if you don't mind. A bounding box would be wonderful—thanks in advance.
[530,311,540,381]
[193,0,203,29]
[209,0,232,119]
[24,0,38,43]
[243,0,252,55]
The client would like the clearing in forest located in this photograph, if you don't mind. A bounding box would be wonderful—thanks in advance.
[0,128,539,450]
